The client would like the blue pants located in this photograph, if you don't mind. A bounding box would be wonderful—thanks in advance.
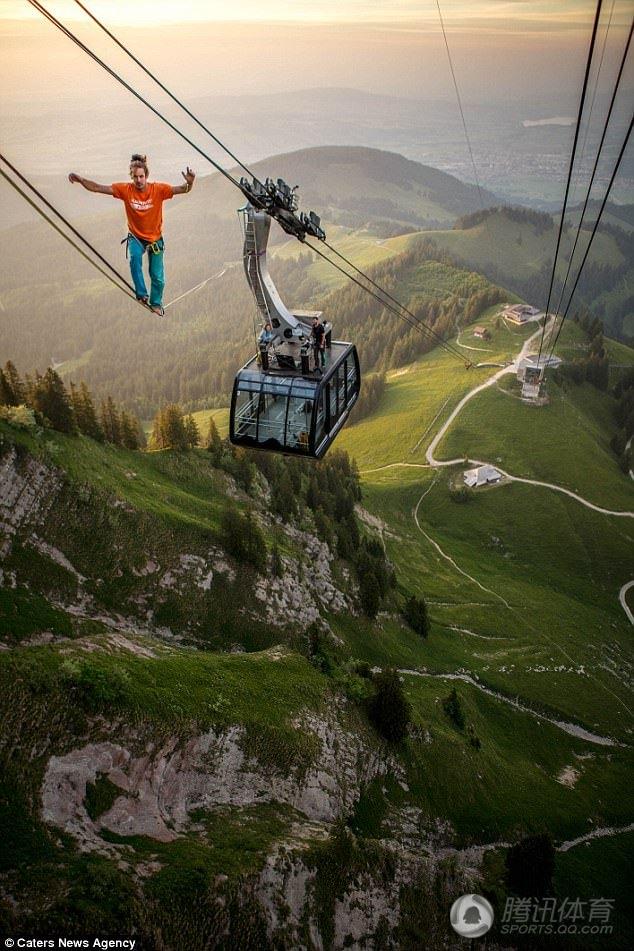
[128,234,165,307]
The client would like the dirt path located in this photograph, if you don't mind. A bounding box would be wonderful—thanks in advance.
[430,822,634,862]
[487,465,633,518]
[455,329,493,353]
[423,322,633,518]
[412,476,512,610]
[399,667,619,747]
[164,263,236,309]
[619,581,634,626]
[426,321,545,466]
[557,822,634,852]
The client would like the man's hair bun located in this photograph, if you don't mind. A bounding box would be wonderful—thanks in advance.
[129,153,149,177]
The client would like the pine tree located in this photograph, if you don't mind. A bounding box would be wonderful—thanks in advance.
[31,368,75,433]
[0,369,14,406]
[149,404,188,450]
[184,415,200,449]
[368,668,411,743]
[70,382,83,429]
[442,687,465,730]
[100,396,121,444]
[403,595,429,638]
[4,361,24,405]
[163,404,188,450]
[149,406,166,451]
[22,373,35,406]
[205,416,223,458]
[120,410,139,450]
[78,381,103,441]
[220,507,265,569]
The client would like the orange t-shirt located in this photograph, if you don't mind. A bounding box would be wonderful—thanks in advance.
[111,181,174,242]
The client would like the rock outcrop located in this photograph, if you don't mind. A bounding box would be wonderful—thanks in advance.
[42,708,396,851]
[0,444,63,558]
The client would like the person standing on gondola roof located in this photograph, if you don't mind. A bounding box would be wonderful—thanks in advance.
[68,153,195,316]
[311,315,326,369]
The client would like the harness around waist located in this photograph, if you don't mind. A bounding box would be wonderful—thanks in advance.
[123,233,164,255]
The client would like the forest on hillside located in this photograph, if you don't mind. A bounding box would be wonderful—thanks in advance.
[1,236,505,418]
[451,207,634,342]
[2,144,630,417]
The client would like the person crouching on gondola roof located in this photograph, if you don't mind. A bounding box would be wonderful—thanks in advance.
[68,153,195,316]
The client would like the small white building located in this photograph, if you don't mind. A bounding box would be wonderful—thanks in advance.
[502,304,541,324]
[463,465,502,488]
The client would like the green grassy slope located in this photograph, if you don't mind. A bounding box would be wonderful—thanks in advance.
[335,308,633,811]
[357,468,632,732]
[1,365,633,944]
[332,310,633,937]
[426,213,624,280]
[338,305,535,468]
[402,210,633,339]
[272,226,403,293]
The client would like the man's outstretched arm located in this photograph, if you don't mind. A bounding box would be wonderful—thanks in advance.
[68,173,113,195]
[173,166,196,195]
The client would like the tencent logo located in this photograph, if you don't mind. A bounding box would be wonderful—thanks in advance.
[450,894,495,938]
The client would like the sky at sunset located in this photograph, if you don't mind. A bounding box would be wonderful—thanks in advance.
[3,0,627,105]
[0,0,631,197]
[0,2,613,29]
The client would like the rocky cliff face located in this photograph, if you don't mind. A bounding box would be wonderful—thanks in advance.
[0,443,63,561]
[0,439,357,647]
[36,683,475,949]
[42,707,393,849]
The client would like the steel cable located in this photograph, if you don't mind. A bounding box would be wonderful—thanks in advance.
[545,111,633,365]
[536,0,604,365]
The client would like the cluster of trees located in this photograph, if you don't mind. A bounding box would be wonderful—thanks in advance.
[556,312,610,391]
[356,537,395,618]
[324,239,505,376]
[302,450,362,556]
[611,367,634,473]
[367,668,412,743]
[220,507,266,570]
[149,404,200,451]
[454,205,553,236]
[462,285,507,324]
[402,595,429,638]
[0,360,143,447]
[442,686,481,749]
[203,440,395,618]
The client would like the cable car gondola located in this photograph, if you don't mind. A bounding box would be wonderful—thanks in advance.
[230,195,360,459]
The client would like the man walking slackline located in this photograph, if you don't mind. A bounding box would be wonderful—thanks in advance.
[69,153,195,315]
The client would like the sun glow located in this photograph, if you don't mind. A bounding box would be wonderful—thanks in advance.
[0,0,604,29]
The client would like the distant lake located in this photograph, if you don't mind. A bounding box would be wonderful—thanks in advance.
[522,117,576,127]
